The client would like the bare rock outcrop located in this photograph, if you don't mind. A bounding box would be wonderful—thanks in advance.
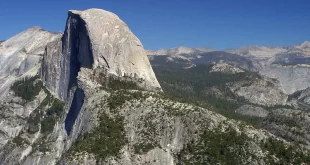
[0,27,61,100]
[41,8,161,100]
[210,63,245,74]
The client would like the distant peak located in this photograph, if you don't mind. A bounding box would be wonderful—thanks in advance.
[298,41,310,49]
[196,47,216,52]
[176,46,191,49]
[22,26,54,34]
[26,26,42,31]
[174,46,194,51]
[303,41,310,44]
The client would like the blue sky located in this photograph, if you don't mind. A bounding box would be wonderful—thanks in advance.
[0,0,309,50]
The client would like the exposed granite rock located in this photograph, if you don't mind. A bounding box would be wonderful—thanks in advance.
[59,90,307,165]
[235,105,269,118]
[229,74,288,106]
[225,45,288,59]
[41,35,63,98]
[259,64,310,94]
[149,42,310,95]
[69,9,160,89]
[262,108,310,146]
[0,27,61,100]
[42,8,161,100]
[147,46,214,56]
[287,87,310,110]
[210,63,245,74]
[0,90,46,148]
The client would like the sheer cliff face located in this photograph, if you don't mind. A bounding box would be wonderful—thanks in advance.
[69,9,159,85]
[42,9,161,100]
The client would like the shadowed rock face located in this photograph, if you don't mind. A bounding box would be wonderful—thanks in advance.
[39,9,163,163]
[42,8,161,101]
[60,12,94,99]
[65,88,85,134]
[69,9,161,90]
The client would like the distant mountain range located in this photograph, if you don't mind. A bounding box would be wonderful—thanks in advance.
[148,41,310,58]
[148,41,310,94]
[147,46,215,56]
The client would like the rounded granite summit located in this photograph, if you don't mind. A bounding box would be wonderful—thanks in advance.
[67,8,161,90]
[42,8,161,99]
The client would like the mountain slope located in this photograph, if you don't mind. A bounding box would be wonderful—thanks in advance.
[149,42,310,95]
[0,27,61,100]
[225,45,289,58]
[2,79,309,165]
[153,63,287,107]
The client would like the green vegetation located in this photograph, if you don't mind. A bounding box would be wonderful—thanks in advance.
[32,137,51,153]
[154,64,263,127]
[69,79,148,159]
[177,128,252,165]
[11,77,64,154]
[133,113,159,154]
[11,76,64,135]
[11,76,43,101]
[177,127,310,164]
[45,99,65,117]
[40,98,64,134]
[12,134,29,146]
[27,109,42,134]
[22,85,64,135]
[267,114,301,129]
[134,143,158,154]
[107,77,141,90]
[27,88,52,134]
[41,117,57,134]
[107,90,144,110]
[154,64,259,104]
[261,138,310,164]
[69,113,127,160]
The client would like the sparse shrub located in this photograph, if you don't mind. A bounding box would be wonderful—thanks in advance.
[261,138,310,164]
[107,77,140,90]
[69,113,127,160]
[153,65,264,127]
[46,99,65,117]
[40,98,64,134]
[10,76,43,101]
[133,143,158,154]
[41,117,57,134]
[177,128,250,165]
[12,135,28,145]
[27,87,53,134]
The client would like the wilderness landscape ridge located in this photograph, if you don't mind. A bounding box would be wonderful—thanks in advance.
[0,8,310,165]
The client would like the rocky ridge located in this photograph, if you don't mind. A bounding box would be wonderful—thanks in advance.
[210,63,245,74]
[0,27,61,100]
[147,46,215,56]
[149,41,310,95]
